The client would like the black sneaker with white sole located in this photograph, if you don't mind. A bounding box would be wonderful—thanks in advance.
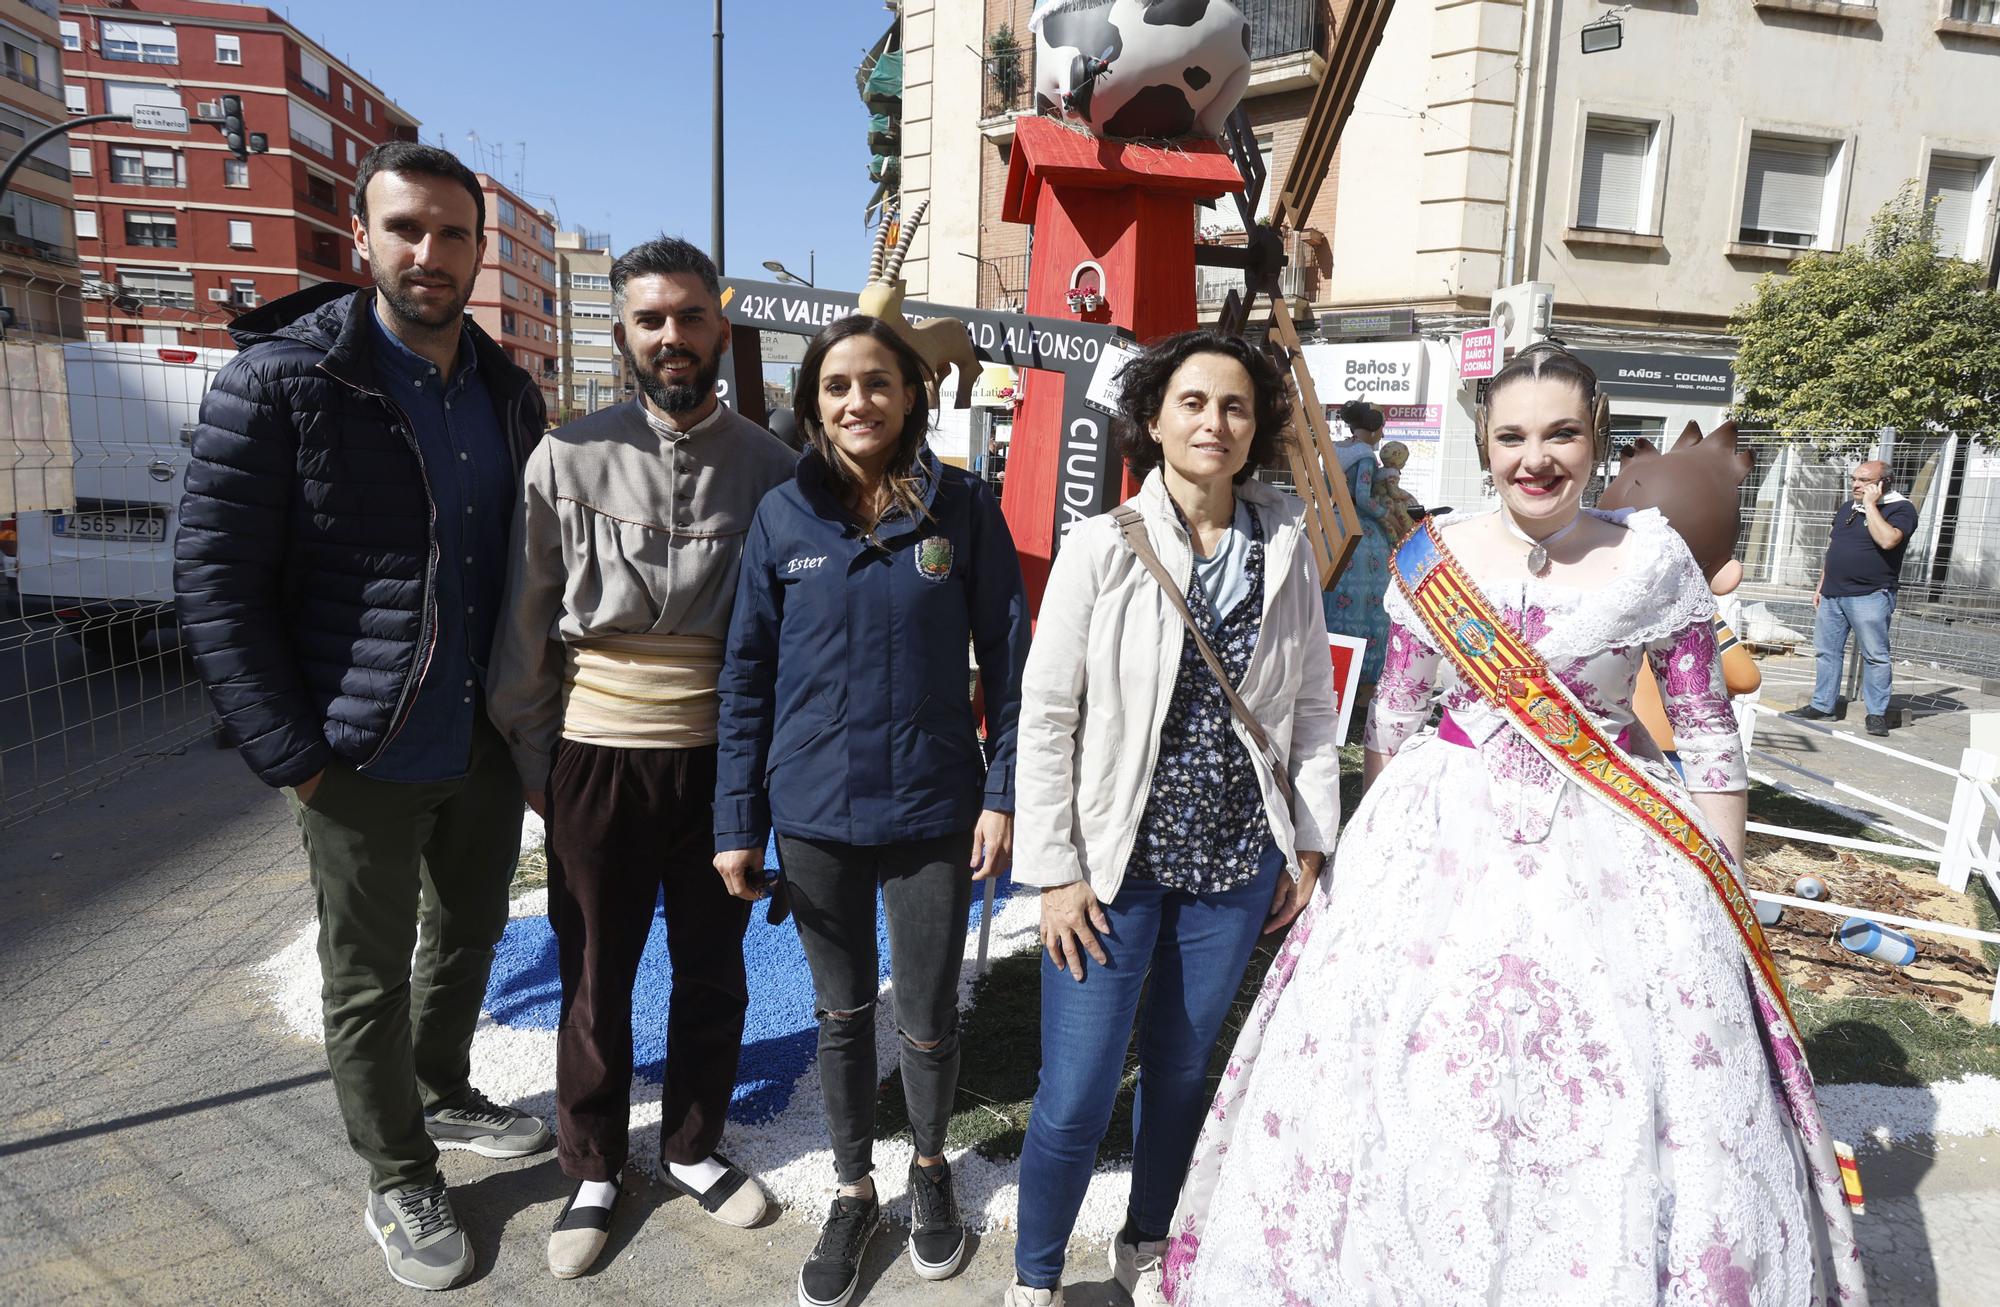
[365,1178,471,1291]
[906,1157,966,1280]
[424,1087,552,1158]
[798,1190,881,1307]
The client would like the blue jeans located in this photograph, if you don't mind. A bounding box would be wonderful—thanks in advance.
[1013,849,1282,1289]
[1813,589,1896,717]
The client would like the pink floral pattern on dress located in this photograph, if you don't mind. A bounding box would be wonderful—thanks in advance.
[1164,510,1864,1307]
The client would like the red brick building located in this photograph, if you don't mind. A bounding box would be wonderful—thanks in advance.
[469,174,558,413]
[58,0,418,344]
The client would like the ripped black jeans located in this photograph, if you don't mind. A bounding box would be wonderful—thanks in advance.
[776,830,974,1183]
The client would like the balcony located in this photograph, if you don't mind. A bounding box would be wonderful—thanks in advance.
[1,149,67,183]
[1194,230,1311,309]
[979,51,1033,136]
[289,72,331,101]
[1246,0,1323,60]
[976,253,1029,311]
[296,244,343,276]
[295,187,340,217]
[1,63,62,100]
[289,130,333,159]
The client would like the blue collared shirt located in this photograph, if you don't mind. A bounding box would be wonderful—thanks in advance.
[361,304,515,782]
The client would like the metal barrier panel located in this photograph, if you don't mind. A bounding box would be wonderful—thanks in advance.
[2,332,224,828]
[1730,429,2000,678]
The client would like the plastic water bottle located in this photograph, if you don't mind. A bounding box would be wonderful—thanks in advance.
[1836,918,1917,967]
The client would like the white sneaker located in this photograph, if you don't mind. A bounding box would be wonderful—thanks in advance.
[1110,1231,1170,1306]
[1003,1286,1064,1306]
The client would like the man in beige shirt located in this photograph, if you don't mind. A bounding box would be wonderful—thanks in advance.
[487,237,796,1280]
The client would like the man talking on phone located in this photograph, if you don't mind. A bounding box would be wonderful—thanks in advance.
[1789,460,1917,737]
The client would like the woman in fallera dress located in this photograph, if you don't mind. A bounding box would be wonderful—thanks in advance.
[1162,344,1866,1306]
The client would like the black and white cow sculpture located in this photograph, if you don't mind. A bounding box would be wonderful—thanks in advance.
[1031,0,1252,141]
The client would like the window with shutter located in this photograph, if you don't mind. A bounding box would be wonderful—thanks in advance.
[103,80,181,117]
[299,52,330,95]
[1579,121,1650,232]
[1740,137,1832,247]
[1925,155,1985,261]
[1951,1,1999,25]
[101,22,177,65]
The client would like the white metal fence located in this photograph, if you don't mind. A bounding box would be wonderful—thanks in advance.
[2,334,220,828]
[1745,704,2000,1024]
[1732,429,2000,678]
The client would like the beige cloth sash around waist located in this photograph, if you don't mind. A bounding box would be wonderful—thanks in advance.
[560,633,725,750]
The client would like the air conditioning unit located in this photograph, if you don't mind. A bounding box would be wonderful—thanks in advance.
[1489,281,1555,357]
[207,288,230,302]
[196,100,223,121]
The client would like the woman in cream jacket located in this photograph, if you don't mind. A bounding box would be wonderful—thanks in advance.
[1004,330,1342,1307]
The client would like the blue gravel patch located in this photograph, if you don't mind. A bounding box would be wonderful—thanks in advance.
[484,837,1016,1122]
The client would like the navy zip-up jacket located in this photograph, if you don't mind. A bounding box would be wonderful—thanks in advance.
[713,448,1028,851]
[174,283,544,788]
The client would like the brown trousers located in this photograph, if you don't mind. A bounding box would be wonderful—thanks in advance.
[545,740,751,1180]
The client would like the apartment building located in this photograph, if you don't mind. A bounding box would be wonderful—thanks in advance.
[554,229,622,422]
[469,174,557,413]
[1319,0,2000,506]
[58,0,420,344]
[1,0,82,340]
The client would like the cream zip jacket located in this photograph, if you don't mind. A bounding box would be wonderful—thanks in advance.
[1013,471,1342,902]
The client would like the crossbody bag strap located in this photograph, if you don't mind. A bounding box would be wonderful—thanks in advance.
[1111,505,1293,805]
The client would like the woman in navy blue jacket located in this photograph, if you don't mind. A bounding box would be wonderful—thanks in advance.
[713,315,1028,1305]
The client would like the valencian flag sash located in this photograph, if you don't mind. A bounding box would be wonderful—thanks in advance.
[1390,519,1797,1035]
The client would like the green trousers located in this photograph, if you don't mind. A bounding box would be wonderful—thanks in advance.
[290,713,522,1193]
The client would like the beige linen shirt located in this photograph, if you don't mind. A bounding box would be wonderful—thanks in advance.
[487,398,797,789]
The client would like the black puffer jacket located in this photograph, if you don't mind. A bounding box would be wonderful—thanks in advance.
[174,283,545,787]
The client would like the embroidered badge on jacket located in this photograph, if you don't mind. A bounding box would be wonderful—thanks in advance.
[916,535,954,582]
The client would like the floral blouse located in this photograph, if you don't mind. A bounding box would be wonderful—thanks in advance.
[1127,503,1273,892]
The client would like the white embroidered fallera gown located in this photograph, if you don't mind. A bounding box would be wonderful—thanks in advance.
[1164,510,1866,1306]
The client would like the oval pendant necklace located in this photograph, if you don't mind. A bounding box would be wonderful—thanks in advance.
[1502,510,1582,577]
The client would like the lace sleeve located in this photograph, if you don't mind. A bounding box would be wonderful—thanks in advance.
[1649,615,1746,793]
[1365,585,1440,755]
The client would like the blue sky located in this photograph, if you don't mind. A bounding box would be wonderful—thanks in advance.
[291,0,894,292]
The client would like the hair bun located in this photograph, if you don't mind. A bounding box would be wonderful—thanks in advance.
[1338,399,1384,431]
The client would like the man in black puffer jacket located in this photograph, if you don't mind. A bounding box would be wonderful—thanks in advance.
[175,142,551,1293]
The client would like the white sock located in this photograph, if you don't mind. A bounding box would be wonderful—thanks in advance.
[574,1178,618,1210]
[668,1156,730,1193]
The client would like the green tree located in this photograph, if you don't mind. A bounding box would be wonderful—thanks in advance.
[1731,183,2000,454]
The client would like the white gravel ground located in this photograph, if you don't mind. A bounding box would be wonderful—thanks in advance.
[250,803,2000,1239]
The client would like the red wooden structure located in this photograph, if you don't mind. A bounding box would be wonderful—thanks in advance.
[997,116,1243,604]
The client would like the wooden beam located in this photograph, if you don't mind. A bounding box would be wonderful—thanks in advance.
[1270,306,1361,588]
[1273,0,1397,233]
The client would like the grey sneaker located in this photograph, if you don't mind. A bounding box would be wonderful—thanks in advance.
[425,1088,552,1158]
[365,1180,471,1291]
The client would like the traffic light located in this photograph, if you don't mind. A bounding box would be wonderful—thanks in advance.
[221,94,246,160]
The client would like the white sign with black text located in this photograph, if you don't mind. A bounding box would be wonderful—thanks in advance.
[1083,337,1147,416]
[1300,341,1428,408]
[128,103,190,134]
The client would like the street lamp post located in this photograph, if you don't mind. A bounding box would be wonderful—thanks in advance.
[713,0,726,273]
[0,114,136,207]
[759,251,815,288]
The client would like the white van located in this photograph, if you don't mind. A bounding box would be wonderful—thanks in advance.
[13,341,232,660]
